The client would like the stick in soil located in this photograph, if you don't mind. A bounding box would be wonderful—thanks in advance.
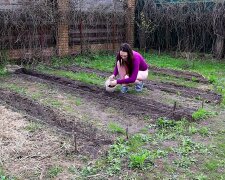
[172,101,177,116]
[201,100,204,108]
[72,122,78,153]
[73,132,78,153]
[126,126,129,140]
[173,101,177,111]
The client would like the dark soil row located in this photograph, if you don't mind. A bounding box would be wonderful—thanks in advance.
[15,68,196,121]
[61,65,221,104]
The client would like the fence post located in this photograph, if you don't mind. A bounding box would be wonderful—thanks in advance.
[57,0,69,57]
[126,0,136,47]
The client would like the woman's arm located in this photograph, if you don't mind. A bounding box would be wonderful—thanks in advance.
[116,59,139,84]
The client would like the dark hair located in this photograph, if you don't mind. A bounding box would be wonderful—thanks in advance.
[117,43,133,76]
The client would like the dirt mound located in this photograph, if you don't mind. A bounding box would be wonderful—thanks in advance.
[15,68,196,121]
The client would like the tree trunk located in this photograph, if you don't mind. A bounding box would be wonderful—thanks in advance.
[213,35,224,59]
[139,28,146,51]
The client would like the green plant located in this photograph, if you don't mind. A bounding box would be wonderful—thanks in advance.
[194,173,208,180]
[143,115,151,121]
[75,98,82,106]
[192,108,216,120]
[31,92,42,100]
[80,166,98,177]
[108,138,129,157]
[24,122,42,133]
[156,118,176,129]
[128,134,151,152]
[188,125,198,134]
[208,75,217,83]
[107,122,125,134]
[106,158,121,176]
[47,166,63,178]
[204,160,220,171]
[0,67,7,76]
[129,150,153,169]
[191,76,198,82]
[173,137,208,157]
[173,156,196,168]
[0,167,10,180]
[0,175,14,180]
[198,127,210,136]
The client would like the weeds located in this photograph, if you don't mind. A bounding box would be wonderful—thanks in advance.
[192,108,216,120]
[173,156,197,168]
[107,122,125,134]
[129,150,153,170]
[47,166,63,178]
[24,122,42,133]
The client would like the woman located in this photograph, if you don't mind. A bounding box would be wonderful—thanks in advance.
[109,43,149,93]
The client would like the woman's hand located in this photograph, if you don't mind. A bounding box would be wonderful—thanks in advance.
[109,80,117,87]
[109,74,115,80]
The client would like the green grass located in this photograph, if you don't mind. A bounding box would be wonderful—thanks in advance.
[142,52,225,104]
[107,122,126,134]
[0,67,7,76]
[37,66,105,86]
[47,166,63,178]
[0,167,15,180]
[148,71,200,88]
[192,108,216,120]
[51,53,115,72]
[0,83,27,95]
[24,122,43,133]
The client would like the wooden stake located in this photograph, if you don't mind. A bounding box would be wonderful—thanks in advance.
[202,100,204,109]
[126,126,129,140]
[173,101,177,111]
[72,122,78,153]
[73,132,78,153]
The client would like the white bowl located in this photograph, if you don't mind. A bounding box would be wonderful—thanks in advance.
[105,79,117,92]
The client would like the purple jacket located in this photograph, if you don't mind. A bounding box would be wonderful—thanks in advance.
[113,51,148,84]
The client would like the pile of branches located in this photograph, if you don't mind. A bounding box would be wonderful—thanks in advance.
[135,0,225,58]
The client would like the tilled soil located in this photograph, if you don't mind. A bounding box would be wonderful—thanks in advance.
[0,74,149,134]
[60,65,221,104]
[0,88,112,158]
[15,68,195,121]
